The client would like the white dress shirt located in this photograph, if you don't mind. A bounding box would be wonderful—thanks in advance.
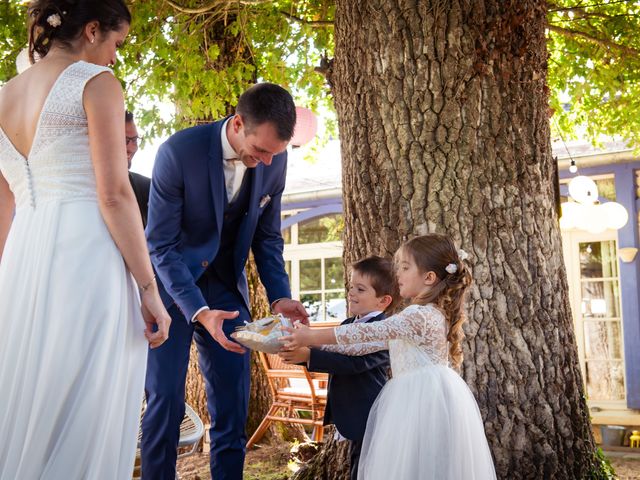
[220,118,247,203]
[353,310,383,323]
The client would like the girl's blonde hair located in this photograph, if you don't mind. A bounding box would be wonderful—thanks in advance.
[396,234,472,369]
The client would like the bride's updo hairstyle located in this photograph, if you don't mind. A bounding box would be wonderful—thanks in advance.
[28,0,131,62]
[397,234,472,369]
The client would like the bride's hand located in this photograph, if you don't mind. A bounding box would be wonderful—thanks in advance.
[140,284,171,349]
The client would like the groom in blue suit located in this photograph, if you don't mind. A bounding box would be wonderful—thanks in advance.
[142,83,308,480]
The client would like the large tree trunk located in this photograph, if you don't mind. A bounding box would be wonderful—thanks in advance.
[316,1,605,479]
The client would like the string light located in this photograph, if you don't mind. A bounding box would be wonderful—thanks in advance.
[569,159,578,173]
[553,117,578,174]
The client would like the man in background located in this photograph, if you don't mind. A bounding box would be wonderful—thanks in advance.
[126,110,150,226]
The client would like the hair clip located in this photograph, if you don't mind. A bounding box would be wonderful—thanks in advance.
[47,13,62,28]
[445,263,458,274]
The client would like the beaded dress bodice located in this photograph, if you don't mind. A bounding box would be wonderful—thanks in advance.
[0,61,111,209]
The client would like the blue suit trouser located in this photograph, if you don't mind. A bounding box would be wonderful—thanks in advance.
[141,279,250,480]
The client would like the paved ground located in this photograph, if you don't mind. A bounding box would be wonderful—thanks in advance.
[607,450,640,480]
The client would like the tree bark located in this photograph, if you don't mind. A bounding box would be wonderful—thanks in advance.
[292,431,351,480]
[245,255,273,436]
[324,0,605,478]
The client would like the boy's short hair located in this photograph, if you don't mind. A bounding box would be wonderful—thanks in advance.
[351,256,400,312]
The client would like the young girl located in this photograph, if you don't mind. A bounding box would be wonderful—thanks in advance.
[281,234,497,479]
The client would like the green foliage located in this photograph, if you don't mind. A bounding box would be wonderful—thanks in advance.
[3,0,640,149]
[585,447,617,480]
[547,1,640,146]
[0,0,335,140]
[319,214,344,242]
[0,1,28,83]
[116,0,336,139]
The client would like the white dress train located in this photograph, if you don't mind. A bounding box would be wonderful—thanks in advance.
[324,304,497,479]
[0,61,148,479]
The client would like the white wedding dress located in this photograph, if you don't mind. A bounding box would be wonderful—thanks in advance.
[325,303,497,479]
[0,61,148,479]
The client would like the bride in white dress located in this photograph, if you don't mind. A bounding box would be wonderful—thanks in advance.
[282,234,497,479]
[0,1,171,478]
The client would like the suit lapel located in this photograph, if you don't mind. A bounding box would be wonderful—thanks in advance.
[208,120,227,237]
[342,316,356,325]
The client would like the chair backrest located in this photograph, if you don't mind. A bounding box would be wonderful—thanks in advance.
[258,352,326,406]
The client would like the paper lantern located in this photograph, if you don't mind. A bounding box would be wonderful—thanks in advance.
[600,201,629,230]
[568,175,598,205]
[289,107,318,147]
[571,203,608,234]
[560,201,581,230]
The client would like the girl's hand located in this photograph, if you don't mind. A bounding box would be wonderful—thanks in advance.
[280,322,313,350]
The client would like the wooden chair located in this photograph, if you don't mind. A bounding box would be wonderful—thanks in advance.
[247,351,328,448]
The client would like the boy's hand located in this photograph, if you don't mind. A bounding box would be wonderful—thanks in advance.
[279,347,311,365]
[280,322,313,350]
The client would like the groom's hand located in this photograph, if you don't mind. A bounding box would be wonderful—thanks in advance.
[196,309,246,354]
[272,298,310,325]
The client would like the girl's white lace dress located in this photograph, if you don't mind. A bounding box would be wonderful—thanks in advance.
[0,61,147,479]
[326,303,497,479]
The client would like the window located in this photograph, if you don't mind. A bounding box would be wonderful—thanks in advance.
[579,240,625,401]
[559,174,616,203]
[563,230,627,409]
[283,210,346,323]
[298,214,344,244]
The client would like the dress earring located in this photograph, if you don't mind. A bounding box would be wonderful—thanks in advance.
[90,38,95,44]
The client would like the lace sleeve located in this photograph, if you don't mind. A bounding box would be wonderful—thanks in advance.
[334,304,446,348]
[319,341,387,356]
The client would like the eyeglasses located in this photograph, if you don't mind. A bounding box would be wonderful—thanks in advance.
[126,135,143,145]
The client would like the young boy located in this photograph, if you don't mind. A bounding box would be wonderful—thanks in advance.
[279,256,399,480]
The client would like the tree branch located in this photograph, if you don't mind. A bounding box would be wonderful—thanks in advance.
[547,0,636,11]
[164,0,272,15]
[547,2,639,20]
[279,10,334,27]
[547,24,640,57]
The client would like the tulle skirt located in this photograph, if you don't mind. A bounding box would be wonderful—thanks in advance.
[359,364,497,480]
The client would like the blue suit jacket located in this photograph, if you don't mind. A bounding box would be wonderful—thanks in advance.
[146,119,291,322]
[307,313,390,442]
